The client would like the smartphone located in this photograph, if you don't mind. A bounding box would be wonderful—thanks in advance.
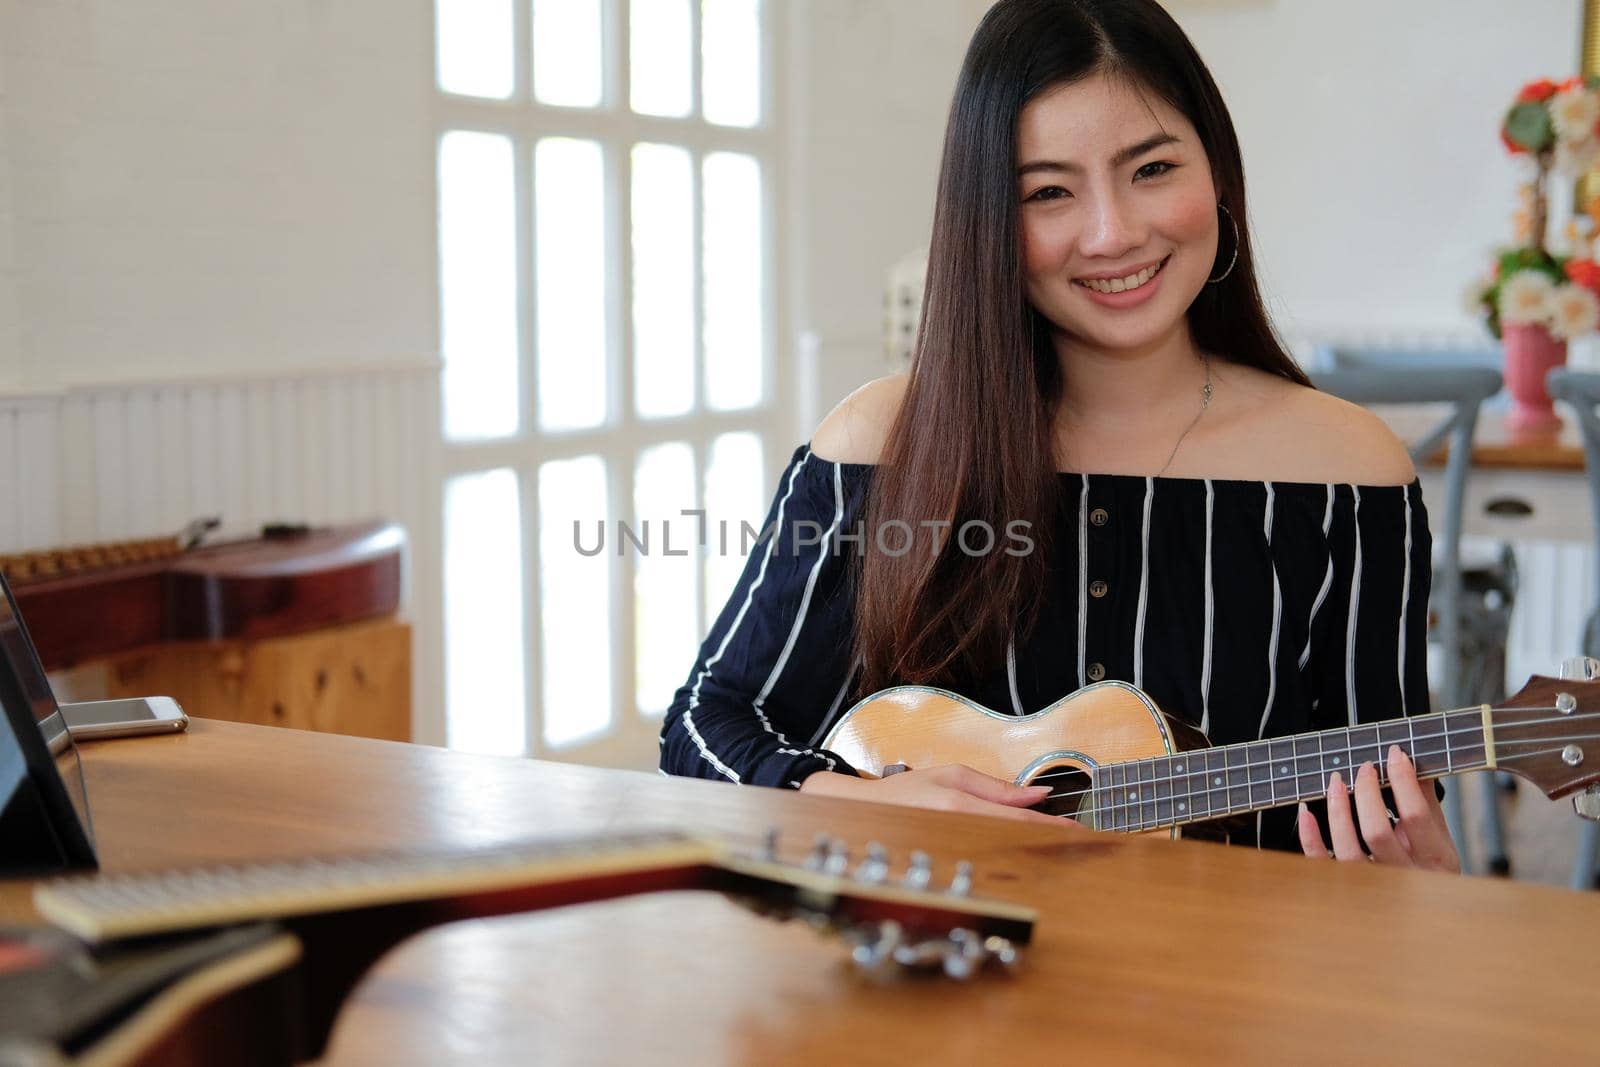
[59,697,188,741]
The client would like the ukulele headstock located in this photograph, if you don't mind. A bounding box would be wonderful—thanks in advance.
[1493,663,1600,803]
[711,830,1036,980]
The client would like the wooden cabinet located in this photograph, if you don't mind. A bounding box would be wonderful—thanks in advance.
[58,618,413,743]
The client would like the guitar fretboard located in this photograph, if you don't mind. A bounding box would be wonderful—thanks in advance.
[1090,708,1491,832]
[36,829,708,943]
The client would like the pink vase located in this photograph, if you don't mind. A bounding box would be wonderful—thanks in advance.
[1502,322,1567,432]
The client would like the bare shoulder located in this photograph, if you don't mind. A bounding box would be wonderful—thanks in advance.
[1269,383,1417,486]
[809,373,909,464]
[1203,362,1416,485]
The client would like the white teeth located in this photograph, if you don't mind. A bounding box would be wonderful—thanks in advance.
[1076,259,1165,295]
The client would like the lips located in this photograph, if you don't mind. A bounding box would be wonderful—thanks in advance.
[1073,255,1170,295]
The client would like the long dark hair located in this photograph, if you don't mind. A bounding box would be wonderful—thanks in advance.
[852,0,1310,696]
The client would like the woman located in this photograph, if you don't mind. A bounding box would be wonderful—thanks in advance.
[660,0,1458,872]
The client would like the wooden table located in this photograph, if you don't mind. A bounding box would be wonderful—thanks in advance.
[6,720,1600,1064]
[1451,410,1585,471]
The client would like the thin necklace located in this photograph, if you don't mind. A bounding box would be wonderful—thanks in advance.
[1153,356,1213,478]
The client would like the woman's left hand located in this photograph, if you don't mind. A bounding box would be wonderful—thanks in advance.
[1295,744,1460,873]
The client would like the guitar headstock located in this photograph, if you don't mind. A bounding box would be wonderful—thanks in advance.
[1493,667,1600,803]
[709,830,1036,980]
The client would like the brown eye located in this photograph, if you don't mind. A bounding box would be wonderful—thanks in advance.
[1135,161,1177,180]
[1026,185,1071,202]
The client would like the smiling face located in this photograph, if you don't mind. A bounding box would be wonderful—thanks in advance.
[1016,71,1219,357]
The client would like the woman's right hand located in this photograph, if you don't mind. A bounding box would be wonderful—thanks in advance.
[799,764,1076,827]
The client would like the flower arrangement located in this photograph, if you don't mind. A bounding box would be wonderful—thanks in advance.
[1474,77,1600,340]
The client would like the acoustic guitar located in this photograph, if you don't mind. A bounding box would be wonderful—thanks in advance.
[6,829,1034,1066]
[822,659,1600,838]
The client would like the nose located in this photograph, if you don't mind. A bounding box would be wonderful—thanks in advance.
[1078,190,1144,261]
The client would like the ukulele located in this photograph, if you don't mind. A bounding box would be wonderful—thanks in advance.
[7,829,1034,1067]
[822,658,1600,838]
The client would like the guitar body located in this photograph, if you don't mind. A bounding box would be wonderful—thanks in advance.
[823,682,1228,839]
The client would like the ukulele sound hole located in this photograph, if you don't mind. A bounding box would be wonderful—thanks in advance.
[1025,764,1093,823]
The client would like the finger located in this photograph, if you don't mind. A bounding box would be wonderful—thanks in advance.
[1296,802,1330,859]
[1387,747,1460,872]
[1325,771,1365,861]
[941,764,1053,807]
[952,794,1071,826]
[1353,761,1411,866]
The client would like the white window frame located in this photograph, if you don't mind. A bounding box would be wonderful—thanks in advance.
[434,0,796,767]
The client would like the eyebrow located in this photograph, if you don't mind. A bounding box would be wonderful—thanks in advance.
[1016,133,1181,178]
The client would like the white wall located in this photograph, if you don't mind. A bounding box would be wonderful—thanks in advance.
[793,0,990,426]
[1172,0,1582,347]
[0,0,437,389]
[0,40,21,385]
[795,0,1587,405]
[0,0,444,741]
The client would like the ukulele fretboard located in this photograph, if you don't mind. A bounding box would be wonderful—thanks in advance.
[1090,708,1492,832]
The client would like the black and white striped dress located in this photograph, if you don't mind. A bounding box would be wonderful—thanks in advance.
[659,443,1433,851]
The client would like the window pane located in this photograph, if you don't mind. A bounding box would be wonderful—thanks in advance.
[436,0,514,99]
[445,469,527,756]
[439,131,519,440]
[540,455,612,746]
[704,432,764,613]
[701,0,760,127]
[533,0,603,108]
[702,152,763,411]
[634,443,698,716]
[535,138,608,430]
[632,143,695,419]
[630,0,692,117]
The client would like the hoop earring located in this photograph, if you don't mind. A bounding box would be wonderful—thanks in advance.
[1208,203,1239,285]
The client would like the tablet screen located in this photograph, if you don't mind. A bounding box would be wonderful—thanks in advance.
[0,573,95,865]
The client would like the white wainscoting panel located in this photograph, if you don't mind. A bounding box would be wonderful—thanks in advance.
[0,364,445,745]
[1507,539,1596,687]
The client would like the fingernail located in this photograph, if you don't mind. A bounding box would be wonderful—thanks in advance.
[1389,744,1408,765]
[1329,771,1344,792]
[1297,801,1309,819]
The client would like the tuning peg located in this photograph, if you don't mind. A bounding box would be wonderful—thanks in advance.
[941,928,984,980]
[856,842,890,883]
[984,935,1020,971]
[904,851,932,890]
[1575,785,1600,821]
[849,919,905,973]
[823,839,851,877]
[759,828,780,862]
[948,860,973,896]
[805,833,832,870]
[1560,656,1600,681]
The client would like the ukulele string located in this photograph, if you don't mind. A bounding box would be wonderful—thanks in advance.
[1024,724,1590,805]
[1021,705,1599,794]
[1019,732,1600,822]
[1030,741,1592,829]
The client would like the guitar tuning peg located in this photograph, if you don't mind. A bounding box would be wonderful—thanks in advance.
[849,919,905,973]
[759,828,780,862]
[823,839,851,877]
[948,860,973,897]
[940,928,984,981]
[855,842,890,883]
[983,935,1020,971]
[904,850,932,890]
[805,833,832,871]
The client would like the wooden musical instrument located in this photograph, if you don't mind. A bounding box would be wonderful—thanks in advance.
[2,522,403,671]
[7,830,1034,1066]
[823,671,1600,837]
